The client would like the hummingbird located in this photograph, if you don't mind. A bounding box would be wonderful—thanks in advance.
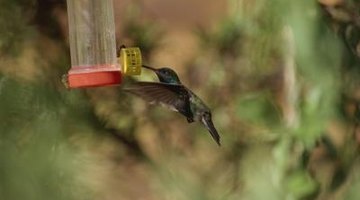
[124,65,221,146]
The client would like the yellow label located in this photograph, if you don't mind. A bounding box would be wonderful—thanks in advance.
[119,47,142,75]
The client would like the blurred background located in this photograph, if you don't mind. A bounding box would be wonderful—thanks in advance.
[1,0,360,199]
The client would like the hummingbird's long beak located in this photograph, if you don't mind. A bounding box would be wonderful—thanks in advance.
[201,116,221,146]
[143,65,163,77]
[142,65,157,71]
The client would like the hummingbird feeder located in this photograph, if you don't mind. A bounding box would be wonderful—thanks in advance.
[65,0,142,88]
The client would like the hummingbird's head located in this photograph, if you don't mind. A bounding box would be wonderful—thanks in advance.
[156,68,181,84]
[142,65,181,84]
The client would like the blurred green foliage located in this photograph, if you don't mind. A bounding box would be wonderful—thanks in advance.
[1,0,360,200]
[0,0,36,56]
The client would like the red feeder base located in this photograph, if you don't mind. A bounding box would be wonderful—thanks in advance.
[67,70,122,88]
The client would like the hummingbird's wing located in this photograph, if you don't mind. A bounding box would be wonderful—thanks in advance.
[123,82,193,120]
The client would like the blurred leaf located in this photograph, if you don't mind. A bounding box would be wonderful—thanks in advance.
[236,93,281,128]
[196,17,244,57]
[121,4,163,59]
[0,0,36,56]
[0,75,94,200]
[286,170,319,199]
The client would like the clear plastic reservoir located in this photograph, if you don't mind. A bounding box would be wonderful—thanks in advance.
[66,0,121,87]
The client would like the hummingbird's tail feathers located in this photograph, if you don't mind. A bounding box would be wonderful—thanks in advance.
[201,117,221,146]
